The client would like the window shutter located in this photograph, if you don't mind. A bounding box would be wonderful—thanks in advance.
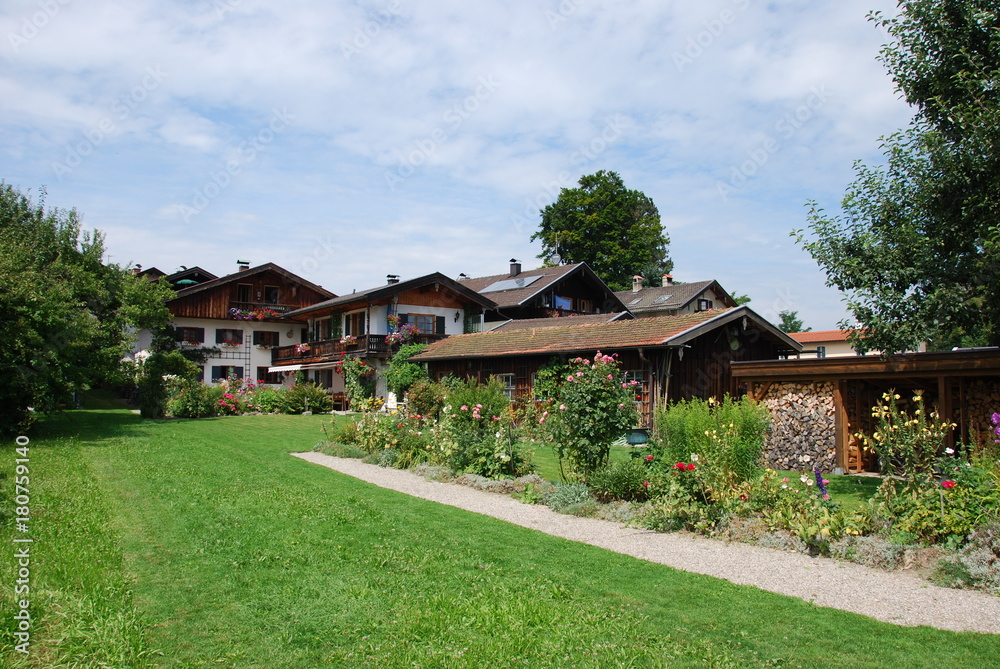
[211,366,222,380]
[215,329,224,344]
[436,316,445,335]
[196,328,205,343]
[398,313,408,325]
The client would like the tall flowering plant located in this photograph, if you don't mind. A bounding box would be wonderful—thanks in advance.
[545,351,639,478]
[337,357,376,409]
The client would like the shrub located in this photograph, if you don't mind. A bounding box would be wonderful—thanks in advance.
[315,441,368,459]
[326,418,360,445]
[829,536,907,570]
[588,458,653,502]
[858,390,956,481]
[652,395,770,493]
[338,357,376,409]
[546,483,593,513]
[385,343,428,396]
[545,351,639,478]
[406,379,447,421]
[166,380,220,418]
[252,385,285,413]
[282,383,332,414]
[436,378,531,479]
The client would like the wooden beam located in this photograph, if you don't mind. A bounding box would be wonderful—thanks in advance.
[834,380,851,473]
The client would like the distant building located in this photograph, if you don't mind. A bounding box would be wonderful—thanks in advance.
[614,274,738,318]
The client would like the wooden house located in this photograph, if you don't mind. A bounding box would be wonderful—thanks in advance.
[269,273,498,398]
[411,306,801,427]
[458,261,628,326]
[614,275,738,318]
[136,261,334,385]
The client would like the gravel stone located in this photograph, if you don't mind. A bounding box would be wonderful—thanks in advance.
[294,452,1000,635]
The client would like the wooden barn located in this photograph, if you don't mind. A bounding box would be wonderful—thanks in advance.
[411,306,801,427]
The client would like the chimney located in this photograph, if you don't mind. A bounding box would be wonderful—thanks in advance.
[663,273,674,286]
[509,258,521,277]
[130,264,142,276]
[632,275,644,293]
[386,274,400,285]
[237,259,250,272]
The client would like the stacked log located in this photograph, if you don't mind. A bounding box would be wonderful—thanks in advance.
[760,381,837,473]
[961,379,1000,444]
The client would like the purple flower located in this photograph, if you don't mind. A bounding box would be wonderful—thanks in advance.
[814,467,829,498]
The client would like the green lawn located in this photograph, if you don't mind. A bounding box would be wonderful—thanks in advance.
[1,399,997,668]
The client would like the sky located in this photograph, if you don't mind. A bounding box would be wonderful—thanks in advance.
[1,0,915,331]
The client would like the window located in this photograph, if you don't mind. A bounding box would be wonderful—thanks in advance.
[264,285,279,304]
[216,328,244,346]
[253,330,280,347]
[344,312,366,336]
[497,373,516,399]
[237,283,252,303]
[399,313,445,335]
[314,319,332,341]
[697,298,713,311]
[211,365,244,382]
[176,326,204,344]
[257,366,282,384]
[816,345,827,359]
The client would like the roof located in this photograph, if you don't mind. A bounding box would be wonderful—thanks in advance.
[170,262,333,302]
[488,312,632,332]
[614,279,735,314]
[789,329,854,344]
[411,306,801,361]
[459,263,626,311]
[732,348,1000,381]
[285,272,497,318]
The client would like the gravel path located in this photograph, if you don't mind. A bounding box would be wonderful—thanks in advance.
[293,452,1000,635]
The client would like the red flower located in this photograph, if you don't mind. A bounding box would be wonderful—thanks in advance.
[644,454,654,462]
[642,481,650,488]
[687,463,696,471]
[942,480,956,489]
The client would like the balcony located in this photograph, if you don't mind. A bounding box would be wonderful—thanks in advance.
[229,302,296,319]
[271,333,448,365]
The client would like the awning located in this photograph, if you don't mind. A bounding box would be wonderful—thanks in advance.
[268,364,302,373]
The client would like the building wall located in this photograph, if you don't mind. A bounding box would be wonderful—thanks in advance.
[172,316,301,386]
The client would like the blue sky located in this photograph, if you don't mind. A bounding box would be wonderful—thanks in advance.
[1,0,913,330]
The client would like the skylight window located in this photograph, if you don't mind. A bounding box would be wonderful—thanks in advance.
[628,297,643,306]
[654,294,673,304]
[480,275,542,293]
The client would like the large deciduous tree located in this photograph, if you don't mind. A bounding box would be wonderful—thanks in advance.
[0,183,173,433]
[532,170,672,291]
[795,1,1000,353]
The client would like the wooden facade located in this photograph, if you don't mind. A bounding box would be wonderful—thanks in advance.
[732,349,1000,473]
[168,265,332,321]
[416,307,801,427]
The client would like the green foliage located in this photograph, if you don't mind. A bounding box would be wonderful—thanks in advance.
[385,343,428,396]
[588,458,653,502]
[932,523,1000,594]
[436,378,531,478]
[652,395,770,492]
[545,351,639,478]
[251,385,285,414]
[338,357,376,409]
[531,357,568,402]
[545,483,593,513]
[532,170,672,291]
[0,183,172,433]
[777,310,809,333]
[795,1,1000,353]
[405,379,447,420]
[137,351,200,418]
[858,390,956,480]
[282,383,332,414]
[166,379,222,418]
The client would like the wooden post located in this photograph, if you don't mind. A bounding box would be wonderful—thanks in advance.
[938,375,955,451]
[834,380,851,473]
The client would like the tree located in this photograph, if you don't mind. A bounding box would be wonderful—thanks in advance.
[777,310,810,333]
[732,293,752,306]
[795,1,1000,354]
[0,183,173,433]
[532,170,672,291]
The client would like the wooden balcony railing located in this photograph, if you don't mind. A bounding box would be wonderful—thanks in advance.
[271,333,448,365]
[229,302,296,318]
